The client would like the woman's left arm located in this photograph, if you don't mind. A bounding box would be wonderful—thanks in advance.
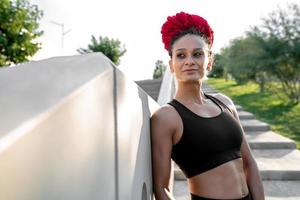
[240,128,265,200]
[216,94,265,200]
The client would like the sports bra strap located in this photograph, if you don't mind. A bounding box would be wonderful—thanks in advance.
[204,93,234,116]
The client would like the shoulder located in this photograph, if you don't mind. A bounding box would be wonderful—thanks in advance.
[150,104,181,144]
[151,104,177,120]
[151,103,180,131]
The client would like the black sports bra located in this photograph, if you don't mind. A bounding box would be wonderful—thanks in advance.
[167,93,243,178]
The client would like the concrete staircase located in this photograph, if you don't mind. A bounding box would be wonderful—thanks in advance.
[136,79,300,199]
[174,83,300,200]
[135,78,162,101]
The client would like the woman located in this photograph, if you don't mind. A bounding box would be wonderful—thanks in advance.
[150,12,265,200]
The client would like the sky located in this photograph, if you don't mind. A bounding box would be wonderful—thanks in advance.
[30,0,299,81]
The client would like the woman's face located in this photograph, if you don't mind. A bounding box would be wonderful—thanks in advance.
[169,34,212,83]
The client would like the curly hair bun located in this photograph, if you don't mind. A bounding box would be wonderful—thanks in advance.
[161,11,214,50]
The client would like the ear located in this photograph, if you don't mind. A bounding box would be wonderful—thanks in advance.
[206,51,214,71]
[207,61,213,71]
[169,59,174,73]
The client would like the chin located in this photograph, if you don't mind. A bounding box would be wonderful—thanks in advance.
[181,78,201,83]
[177,74,205,83]
[188,74,203,81]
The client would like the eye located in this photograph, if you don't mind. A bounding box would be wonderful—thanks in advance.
[176,53,185,59]
[194,51,204,57]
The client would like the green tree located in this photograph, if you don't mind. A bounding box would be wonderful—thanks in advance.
[249,3,300,103]
[77,35,126,65]
[153,60,167,79]
[209,53,225,78]
[219,2,300,101]
[216,47,232,81]
[222,37,259,85]
[0,0,43,67]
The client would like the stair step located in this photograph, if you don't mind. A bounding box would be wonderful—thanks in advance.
[202,88,217,93]
[235,105,243,111]
[174,149,300,181]
[254,149,300,180]
[201,85,216,94]
[135,79,162,101]
[262,180,300,200]
[144,90,160,95]
[173,180,300,200]
[238,110,255,119]
[246,131,296,149]
[241,119,270,131]
[135,79,162,92]
[137,84,161,92]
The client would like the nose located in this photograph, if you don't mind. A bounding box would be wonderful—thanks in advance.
[184,55,195,66]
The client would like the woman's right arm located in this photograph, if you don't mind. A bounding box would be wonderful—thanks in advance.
[150,107,176,200]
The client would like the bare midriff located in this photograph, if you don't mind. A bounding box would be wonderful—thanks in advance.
[188,158,249,199]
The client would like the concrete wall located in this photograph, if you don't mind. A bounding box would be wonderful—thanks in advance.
[0,53,159,200]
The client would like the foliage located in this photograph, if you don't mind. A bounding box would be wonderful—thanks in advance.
[256,3,300,104]
[247,3,300,104]
[77,35,126,65]
[222,37,261,85]
[0,0,43,67]
[218,3,300,103]
[153,60,167,79]
[208,53,225,78]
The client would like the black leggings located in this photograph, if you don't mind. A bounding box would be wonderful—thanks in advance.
[191,193,252,200]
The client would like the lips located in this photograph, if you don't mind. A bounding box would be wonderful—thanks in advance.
[183,69,197,72]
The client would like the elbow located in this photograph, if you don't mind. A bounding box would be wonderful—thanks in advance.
[243,157,259,174]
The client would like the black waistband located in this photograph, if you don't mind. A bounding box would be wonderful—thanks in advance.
[190,192,252,200]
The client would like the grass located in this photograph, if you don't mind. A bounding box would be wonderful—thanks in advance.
[207,78,300,149]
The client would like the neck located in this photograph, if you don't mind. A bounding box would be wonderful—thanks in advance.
[174,81,206,104]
